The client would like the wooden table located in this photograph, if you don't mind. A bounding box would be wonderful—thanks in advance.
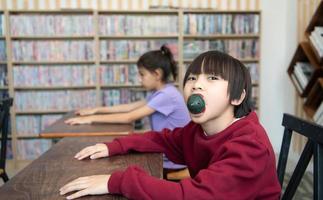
[0,136,163,200]
[40,112,133,138]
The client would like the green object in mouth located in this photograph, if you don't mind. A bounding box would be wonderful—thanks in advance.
[187,94,205,114]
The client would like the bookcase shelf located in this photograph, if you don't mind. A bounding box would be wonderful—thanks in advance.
[305,1,323,64]
[287,42,323,97]
[183,58,260,63]
[0,9,261,163]
[12,61,96,65]
[183,34,260,39]
[304,78,323,118]
[11,36,95,40]
[287,1,323,123]
[15,110,70,115]
[14,85,96,90]
[99,35,178,39]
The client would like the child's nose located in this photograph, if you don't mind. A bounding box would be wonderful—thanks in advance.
[192,80,204,91]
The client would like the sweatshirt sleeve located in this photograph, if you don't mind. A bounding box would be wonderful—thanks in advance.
[105,126,186,164]
[108,133,279,200]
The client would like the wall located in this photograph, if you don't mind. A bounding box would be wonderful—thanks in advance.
[259,0,297,152]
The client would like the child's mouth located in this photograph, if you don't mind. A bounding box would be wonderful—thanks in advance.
[187,94,206,114]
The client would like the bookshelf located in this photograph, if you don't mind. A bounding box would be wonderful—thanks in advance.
[0,9,261,164]
[287,0,323,121]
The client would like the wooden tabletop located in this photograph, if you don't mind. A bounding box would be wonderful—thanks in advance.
[40,112,133,138]
[0,136,163,200]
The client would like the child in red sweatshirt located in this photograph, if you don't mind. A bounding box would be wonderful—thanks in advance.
[60,51,281,200]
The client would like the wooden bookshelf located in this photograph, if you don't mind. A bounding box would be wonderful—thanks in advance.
[0,9,261,164]
[304,78,323,118]
[305,1,323,64]
[287,1,323,123]
[287,42,323,97]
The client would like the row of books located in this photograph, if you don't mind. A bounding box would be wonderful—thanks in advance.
[13,65,96,87]
[99,15,178,35]
[0,65,7,86]
[102,89,147,106]
[10,14,94,36]
[314,101,323,126]
[309,26,323,59]
[183,39,259,59]
[0,40,6,61]
[100,64,139,85]
[14,90,97,111]
[14,89,147,111]
[100,40,178,60]
[245,63,259,83]
[10,39,258,62]
[292,62,313,92]
[17,139,52,160]
[0,15,4,36]
[0,141,12,159]
[184,14,260,35]
[12,40,94,62]
[16,114,63,136]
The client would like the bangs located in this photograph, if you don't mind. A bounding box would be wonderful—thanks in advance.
[184,51,237,84]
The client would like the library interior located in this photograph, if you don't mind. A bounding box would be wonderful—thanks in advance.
[0,0,322,200]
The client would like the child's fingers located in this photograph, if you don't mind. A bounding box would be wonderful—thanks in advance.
[66,189,89,200]
[90,152,105,159]
[74,146,95,159]
[75,146,100,160]
[60,177,87,194]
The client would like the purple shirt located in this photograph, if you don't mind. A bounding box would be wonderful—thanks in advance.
[146,84,190,169]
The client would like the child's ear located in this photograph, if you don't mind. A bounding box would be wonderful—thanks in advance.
[231,89,246,106]
[154,69,163,80]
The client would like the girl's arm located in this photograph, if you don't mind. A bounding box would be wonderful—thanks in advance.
[65,104,155,125]
[76,100,146,116]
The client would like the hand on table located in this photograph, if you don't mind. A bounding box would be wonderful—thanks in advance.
[74,143,109,160]
[60,174,111,199]
[65,116,93,125]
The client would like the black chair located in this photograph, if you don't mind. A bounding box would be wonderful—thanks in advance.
[277,113,323,200]
[0,98,13,183]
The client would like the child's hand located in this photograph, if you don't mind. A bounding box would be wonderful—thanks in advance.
[59,174,111,199]
[65,116,93,125]
[74,143,109,160]
[75,108,97,116]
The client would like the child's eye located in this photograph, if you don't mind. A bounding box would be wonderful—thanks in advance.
[208,75,218,80]
[187,76,196,81]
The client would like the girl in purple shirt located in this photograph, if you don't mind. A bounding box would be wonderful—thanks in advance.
[65,45,190,171]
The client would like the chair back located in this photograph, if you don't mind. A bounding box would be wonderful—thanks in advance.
[277,113,323,200]
[0,98,13,170]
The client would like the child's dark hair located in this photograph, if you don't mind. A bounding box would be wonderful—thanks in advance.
[137,44,177,82]
[183,51,253,118]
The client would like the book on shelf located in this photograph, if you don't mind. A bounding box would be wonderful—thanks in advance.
[99,14,178,36]
[316,112,323,126]
[293,62,313,89]
[290,73,304,93]
[309,26,323,58]
[313,101,323,122]
[10,14,94,36]
[13,65,96,87]
[183,14,260,35]
[183,39,259,59]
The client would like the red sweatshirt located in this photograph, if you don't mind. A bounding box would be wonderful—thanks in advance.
[105,112,281,200]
